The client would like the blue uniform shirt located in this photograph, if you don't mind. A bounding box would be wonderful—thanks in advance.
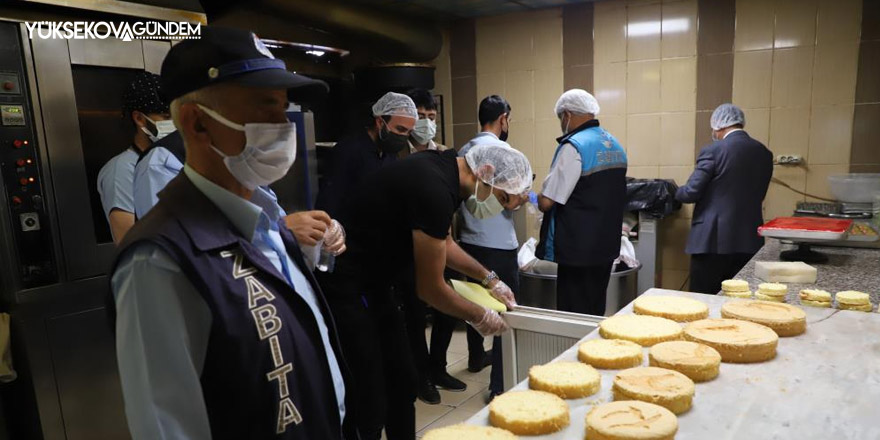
[457,132,519,250]
[97,146,140,219]
[113,165,346,439]
[133,146,183,219]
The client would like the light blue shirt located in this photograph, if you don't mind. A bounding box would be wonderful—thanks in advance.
[113,165,346,440]
[133,146,182,219]
[457,132,519,250]
[97,146,139,219]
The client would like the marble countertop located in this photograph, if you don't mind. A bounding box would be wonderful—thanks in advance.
[466,288,880,439]
[734,239,880,304]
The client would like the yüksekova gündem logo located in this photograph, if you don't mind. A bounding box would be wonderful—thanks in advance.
[26,21,201,41]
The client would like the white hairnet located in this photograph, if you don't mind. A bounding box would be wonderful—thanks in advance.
[372,92,418,119]
[710,103,745,130]
[465,142,533,195]
[554,89,600,117]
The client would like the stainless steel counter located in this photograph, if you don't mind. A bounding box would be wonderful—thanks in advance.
[734,238,880,304]
[466,288,880,439]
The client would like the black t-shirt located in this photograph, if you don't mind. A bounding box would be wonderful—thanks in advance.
[332,149,461,289]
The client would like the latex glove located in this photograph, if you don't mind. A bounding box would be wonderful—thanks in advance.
[322,219,347,256]
[468,308,509,337]
[284,210,330,246]
[488,279,517,310]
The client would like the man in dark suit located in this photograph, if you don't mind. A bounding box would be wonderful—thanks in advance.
[675,103,773,294]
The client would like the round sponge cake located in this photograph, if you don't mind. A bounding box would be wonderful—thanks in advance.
[423,425,518,440]
[720,300,807,337]
[836,291,870,305]
[529,361,601,399]
[649,341,721,382]
[489,390,569,435]
[723,290,752,299]
[799,289,831,308]
[579,339,644,370]
[633,296,709,322]
[612,367,695,414]
[721,279,749,292]
[600,315,683,347]
[585,401,678,440]
[683,319,778,363]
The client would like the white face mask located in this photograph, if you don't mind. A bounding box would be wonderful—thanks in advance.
[465,180,505,220]
[141,115,175,142]
[197,104,297,191]
[411,118,437,145]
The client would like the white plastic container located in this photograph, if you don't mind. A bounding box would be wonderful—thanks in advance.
[828,173,880,203]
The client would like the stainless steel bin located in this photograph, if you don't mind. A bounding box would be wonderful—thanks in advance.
[517,263,641,316]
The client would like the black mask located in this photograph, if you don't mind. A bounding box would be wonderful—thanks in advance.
[499,129,509,142]
[378,126,408,155]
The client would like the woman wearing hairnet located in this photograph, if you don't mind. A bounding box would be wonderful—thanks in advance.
[316,143,531,440]
[535,89,628,316]
[675,103,773,294]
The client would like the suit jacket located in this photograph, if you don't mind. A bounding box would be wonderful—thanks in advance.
[676,130,773,255]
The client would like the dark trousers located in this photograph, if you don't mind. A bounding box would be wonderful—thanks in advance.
[689,253,754,294]
[427,314,485,375]
[455,242,519,393]
[556,262,614,316]
[319,273,417,440]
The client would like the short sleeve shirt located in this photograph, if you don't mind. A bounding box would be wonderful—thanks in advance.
[541,143,582,205]
[97,146,140,219]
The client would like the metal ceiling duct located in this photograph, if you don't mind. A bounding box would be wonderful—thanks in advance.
[204,0,443,63]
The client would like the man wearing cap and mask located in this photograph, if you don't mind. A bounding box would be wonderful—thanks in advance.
[676,103,772,294]
[536,89,627,316]
[315,92,416,217]
[318,142,531,439]
[404,88,447,155]
[97,72,172,244]
[111,27,356,440]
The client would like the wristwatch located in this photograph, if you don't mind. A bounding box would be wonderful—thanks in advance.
[481,271,499,287]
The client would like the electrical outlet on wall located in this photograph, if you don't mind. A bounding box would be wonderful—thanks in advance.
[776,154,804,165]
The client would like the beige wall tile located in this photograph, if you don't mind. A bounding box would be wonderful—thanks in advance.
[817,0,862,45]
[627,3,663,60]
[805,164,850,201]
[594,62,628,115]
[659,165,695,186]
[627,113,662,165]
[660,113,697,165]
[534,118,562,159]
[734,0,775,52]
[661,269,690,290]
[627,165,660,178]
[594,2,628,64]
[503,20,535,72]
[811,42,859,107]
[661,57,697,112]
[534,11,564,69]
[770,47,814,108]
[769,107,811,158]
[774,0,818,49]
[808,105,854,165]
[475,22,505,75]
[732,50,773,108]
[627,60,662,113]
[505,70,535,120]
[764,166,806,220]
[742,108,771,145]
[534,69,565,121]
[602,115,628,147]
[661,0,698,58]
[476,73,505,104]
[660,218,692,271]
[507,121,536,165]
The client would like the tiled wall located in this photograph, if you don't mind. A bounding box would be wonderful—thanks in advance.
[731,0,863,221]
[852,1,880,173]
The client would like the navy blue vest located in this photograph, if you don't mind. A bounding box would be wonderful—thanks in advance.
[537,120,628,266]
[113,174,355,440]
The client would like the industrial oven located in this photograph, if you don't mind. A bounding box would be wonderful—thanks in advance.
[0,14,319,439]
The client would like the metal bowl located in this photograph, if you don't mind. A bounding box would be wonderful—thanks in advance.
[828,174,880,203]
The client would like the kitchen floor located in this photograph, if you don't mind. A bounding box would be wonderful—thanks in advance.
[381,326,494,439]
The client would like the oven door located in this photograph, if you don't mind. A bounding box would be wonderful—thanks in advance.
[29,36,170,280]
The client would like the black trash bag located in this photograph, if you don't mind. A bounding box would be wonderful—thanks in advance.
[625,178,682,218]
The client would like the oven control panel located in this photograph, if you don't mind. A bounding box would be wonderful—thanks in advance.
[0,22,57,288]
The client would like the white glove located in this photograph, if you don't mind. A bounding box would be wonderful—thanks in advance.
[468,308,509,337]
[321,219,346,256]
[489,280,517,310]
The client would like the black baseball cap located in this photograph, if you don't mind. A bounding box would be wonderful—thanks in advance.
[160,26,328,103]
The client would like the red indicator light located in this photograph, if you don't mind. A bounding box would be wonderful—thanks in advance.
[13,140,23,148]
[11,196,21,205]
[16,159,25,167]
[19,177,28,185]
